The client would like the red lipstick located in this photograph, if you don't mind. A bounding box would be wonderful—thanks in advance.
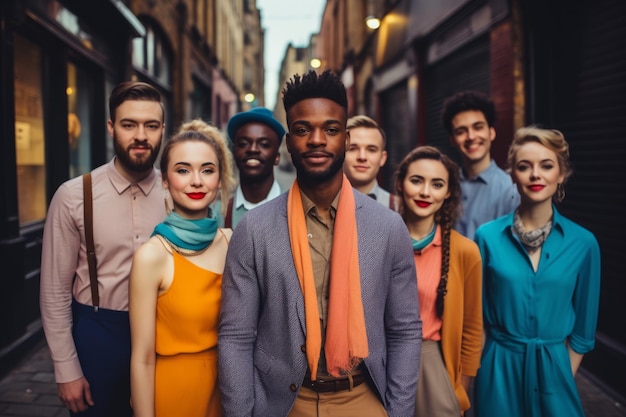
[415,201,431,208]
[186,192,206,200]
[528,185,545,192]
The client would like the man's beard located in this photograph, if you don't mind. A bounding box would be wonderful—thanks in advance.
[292,151,345,184]
[113,133,161,173]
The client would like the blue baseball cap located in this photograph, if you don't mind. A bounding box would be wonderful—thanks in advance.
[227,107,286,144]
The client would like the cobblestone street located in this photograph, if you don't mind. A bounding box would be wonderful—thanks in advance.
[0,338,624,417]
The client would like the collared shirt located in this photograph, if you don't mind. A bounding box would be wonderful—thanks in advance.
[235,180,282,211]
[475,207,600,354]
[475,207,600,415]
[364,182,393,209]
[456,160,520,239]
[40,158,165,383]
[213,180,282,228]
[413,226,443,341]
[301,189,341,377]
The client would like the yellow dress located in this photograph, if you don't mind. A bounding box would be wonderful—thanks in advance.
[154,251,222,417]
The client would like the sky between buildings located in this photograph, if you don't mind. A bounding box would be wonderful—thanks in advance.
[256,0,326,110]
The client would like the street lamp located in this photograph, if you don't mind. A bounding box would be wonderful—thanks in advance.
[310,58,322,69]
[244,93,255,103]
[365,16,380,30]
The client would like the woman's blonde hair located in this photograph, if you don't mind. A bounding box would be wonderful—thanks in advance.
[507,126,572,202]
[161,119,235,216]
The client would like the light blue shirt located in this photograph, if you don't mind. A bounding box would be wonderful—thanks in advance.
[456,160,519,239]
[366,182,394,209]
[213,180,282,229]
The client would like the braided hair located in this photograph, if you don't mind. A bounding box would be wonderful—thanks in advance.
[394,146,462,317]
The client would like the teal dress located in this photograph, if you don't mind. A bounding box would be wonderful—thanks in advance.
[474,207,600,417]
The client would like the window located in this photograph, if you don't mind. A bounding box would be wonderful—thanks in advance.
[191,77,213,121]
[132,20,173,135]
[14,35,47,225]
[67,62,93,178]
[132,22,172,87]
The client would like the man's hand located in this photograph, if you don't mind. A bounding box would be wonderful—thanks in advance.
[58,377,95,413]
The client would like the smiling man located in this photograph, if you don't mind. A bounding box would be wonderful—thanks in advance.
[219,69,421,417]
[442,91,519,239]
[343,115,396,209]
[40,81,166,417]
[216,107,286,228]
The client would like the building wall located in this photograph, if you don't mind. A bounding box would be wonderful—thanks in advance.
[0,0,263,372]
[242,0,265,108]
[215,0,244,94]
[0,0,143,371]
[129,0,256,129]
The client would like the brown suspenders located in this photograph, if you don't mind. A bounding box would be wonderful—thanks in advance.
[224,197,234,229]
[389,194,398,212]
[82,173,99,312]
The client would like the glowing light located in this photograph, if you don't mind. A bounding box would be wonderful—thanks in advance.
[365,16,380,30]
[310,58,322,69]
[66,87,74,96]
[244,93,255,103]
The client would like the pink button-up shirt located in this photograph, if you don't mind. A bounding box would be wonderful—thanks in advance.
[40,158,165,382]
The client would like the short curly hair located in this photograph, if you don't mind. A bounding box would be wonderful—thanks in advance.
[282,69,348,120]
[441,90,495,135]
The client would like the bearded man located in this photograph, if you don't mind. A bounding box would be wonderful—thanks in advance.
[40,81,166,417]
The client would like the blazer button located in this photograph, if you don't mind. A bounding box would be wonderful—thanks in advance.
[300,344,306,352]
[290,383,298,392]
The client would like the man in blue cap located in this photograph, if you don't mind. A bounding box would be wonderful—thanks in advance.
[216,107,286,228]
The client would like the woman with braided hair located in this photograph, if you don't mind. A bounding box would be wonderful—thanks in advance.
[395,146,483,416]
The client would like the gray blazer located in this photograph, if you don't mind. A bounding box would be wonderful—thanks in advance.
[218,190,422,417]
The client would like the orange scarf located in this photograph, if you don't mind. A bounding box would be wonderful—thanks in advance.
[287,175,368,380]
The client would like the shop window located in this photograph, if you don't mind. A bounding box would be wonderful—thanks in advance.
[132,20,173,135]
[191,77,212,121]
[67,62,93,178]
[132,22,172,88]
[14,35,47,225]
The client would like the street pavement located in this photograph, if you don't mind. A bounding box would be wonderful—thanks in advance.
[0,337,624,417]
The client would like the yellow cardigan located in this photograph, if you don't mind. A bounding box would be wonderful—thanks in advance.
[440,230,483,411]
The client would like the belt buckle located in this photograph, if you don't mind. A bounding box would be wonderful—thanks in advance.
[313,378,331,391]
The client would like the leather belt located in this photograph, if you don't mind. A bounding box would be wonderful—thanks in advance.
[301,374,366,393]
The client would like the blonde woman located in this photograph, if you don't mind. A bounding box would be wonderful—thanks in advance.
[474,126,601,417]
[130,120,234,417]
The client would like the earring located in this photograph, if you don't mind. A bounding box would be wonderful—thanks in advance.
[164,190,174,214]
[556,183,566,203]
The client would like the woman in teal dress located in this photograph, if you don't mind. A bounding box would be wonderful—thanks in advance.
[474,126,601,417]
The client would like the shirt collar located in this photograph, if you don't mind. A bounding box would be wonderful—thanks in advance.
[416,224,443,254]
[367,182,382,196]
[300,188,340,220]
[106,157,158,196]
[501,205,566,236]
[460,159,500,184]
[234,180,281,210]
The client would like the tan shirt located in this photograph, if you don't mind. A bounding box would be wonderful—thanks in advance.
[40,158,166,382]
[301,190,345,377]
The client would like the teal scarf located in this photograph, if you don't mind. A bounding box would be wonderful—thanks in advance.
[411,224,437,252]
[152,211,217,250]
